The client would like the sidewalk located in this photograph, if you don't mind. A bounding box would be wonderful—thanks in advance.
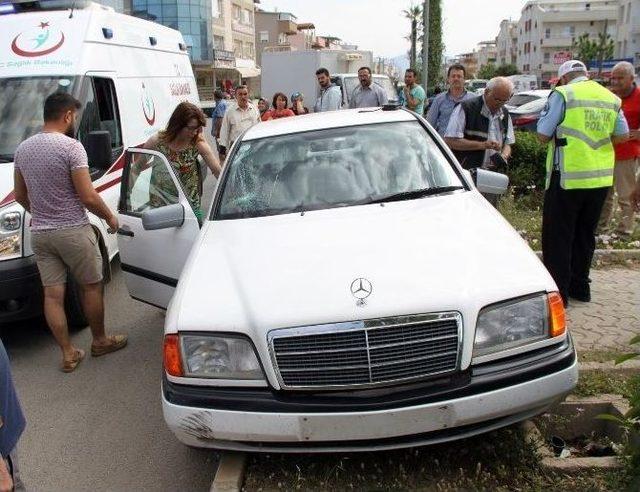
[568,267,640,352]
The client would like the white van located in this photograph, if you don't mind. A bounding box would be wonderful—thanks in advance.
[332,73,399,107]
[0,1,199,326]
[508,74,539,93]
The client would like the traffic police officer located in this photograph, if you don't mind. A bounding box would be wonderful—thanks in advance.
[537,60,629,305]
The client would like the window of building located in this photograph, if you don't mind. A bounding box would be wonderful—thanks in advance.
[214,35,224,50]
[544,52,550,63]
[243,42,254,58]
[545,27,551,38]
[259,31,269,43]
[218,0,223,17]
[241,8,252,25]
[570,26,575,36]
[278,32,287,44]
[626,2,631,23]
[585,2,590,10]
[233,39,243,57]
[232,4,241,21]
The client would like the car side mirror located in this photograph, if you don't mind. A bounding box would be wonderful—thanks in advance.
[142,204,185,230]
[86,131,112,170]
[473,168,509,195]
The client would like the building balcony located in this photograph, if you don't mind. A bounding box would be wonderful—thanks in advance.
[542,37,573,48]
[278,19,298,35]
[264,43,297,53]
[232,20,254,36]
[540,8,616,23]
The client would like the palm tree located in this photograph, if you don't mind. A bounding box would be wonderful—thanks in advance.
[403,3,422,69]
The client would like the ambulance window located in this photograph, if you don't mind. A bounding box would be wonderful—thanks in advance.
[76,77,123,172]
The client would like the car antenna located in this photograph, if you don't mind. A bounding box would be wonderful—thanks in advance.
[69,1,76,18]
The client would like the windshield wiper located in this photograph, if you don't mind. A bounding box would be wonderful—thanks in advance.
[368,186,465,204]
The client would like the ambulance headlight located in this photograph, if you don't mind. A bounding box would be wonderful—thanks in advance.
[0,211,22,260]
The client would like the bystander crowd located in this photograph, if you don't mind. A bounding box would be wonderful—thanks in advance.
[427,64,474,135]
[262,92,295,121]
[313,68,342,112]
[349,66,388,109]
[210,90,227,154]
[400,69,427,116]
[219,85,260,159]
[597,61,640,236]
[291,92,309,115]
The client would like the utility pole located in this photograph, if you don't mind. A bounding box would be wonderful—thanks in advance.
[422,0,430,93]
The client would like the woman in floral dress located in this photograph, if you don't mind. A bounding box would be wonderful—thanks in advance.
[143,102,222,222]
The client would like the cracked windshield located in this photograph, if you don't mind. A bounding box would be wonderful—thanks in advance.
[217,121,463,219]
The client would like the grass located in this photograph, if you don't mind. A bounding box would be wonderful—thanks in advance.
[578,349,626,364]
[573,370,640,399]
[498,191,640,251]
[242,426,631,491]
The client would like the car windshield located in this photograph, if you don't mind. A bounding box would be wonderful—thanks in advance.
[216,121,464,220]
[343,76,398,103]
[507,94,539,107]
[0,76,78,163]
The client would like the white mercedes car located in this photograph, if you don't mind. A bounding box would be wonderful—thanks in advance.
[115,106,577,452]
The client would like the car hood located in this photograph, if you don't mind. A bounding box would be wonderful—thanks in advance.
[0,163,15,207]
[169,191,555,340]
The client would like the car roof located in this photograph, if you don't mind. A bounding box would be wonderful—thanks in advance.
[243,108,417,141]
[514,89,551,97]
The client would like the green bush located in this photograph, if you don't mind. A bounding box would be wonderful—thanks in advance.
[507,131,547,193]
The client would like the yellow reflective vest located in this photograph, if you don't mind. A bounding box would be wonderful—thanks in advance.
[545,80,621,189]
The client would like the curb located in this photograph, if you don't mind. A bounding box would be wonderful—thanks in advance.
[535,249,640,260]
[210,452,247,492]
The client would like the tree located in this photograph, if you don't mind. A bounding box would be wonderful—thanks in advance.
[572,32,614,71]
[425,0,443,88]
[495,64,519,76]
[403,4,421,69]
[477,63,497,79]
[477,63,519,80]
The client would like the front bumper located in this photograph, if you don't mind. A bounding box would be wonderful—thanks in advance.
[0,256,42,324]
[163,336,578,452]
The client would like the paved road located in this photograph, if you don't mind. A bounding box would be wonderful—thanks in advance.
[2,262,219,491]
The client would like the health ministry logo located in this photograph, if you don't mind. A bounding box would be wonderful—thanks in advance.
[11,21,65,57]
[141,83,156,126]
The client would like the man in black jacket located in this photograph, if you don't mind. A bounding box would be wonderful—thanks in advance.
[444,76,515,171]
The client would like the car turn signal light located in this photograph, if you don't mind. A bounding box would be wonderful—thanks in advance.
[163,334,183,377]
[548,292,566,338]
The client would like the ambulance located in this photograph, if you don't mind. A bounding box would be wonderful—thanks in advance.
[0,0,199,326]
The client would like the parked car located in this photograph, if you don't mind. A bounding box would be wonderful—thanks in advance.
[509,96,550,132]
[115,107,576,452]
[505,90,551,111]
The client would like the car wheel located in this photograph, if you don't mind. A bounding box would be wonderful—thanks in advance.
[65,273,87,330]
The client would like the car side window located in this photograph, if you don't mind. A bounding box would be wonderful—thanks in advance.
[123,154,179,215]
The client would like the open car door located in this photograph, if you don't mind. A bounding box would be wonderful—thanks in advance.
[116,148,200,309]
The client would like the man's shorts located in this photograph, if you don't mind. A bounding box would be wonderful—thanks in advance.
[31,224,103,287]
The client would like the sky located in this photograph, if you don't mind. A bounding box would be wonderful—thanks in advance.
[258,0,525,59]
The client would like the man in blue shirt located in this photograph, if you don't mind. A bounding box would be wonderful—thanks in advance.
[0,340,25,491]
[427,64,475,135]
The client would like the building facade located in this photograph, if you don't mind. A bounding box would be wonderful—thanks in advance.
[517,0,617,82]
[496,20,518,66]
[477,40,498,69]
[616,0,640,71]
[449,51,479,78]
[255,10,299,67]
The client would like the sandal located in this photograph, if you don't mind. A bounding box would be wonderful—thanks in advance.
[91,334,128,357]
[62,348,86,373]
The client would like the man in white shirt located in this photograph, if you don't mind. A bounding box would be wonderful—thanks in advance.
[219,85,260,159]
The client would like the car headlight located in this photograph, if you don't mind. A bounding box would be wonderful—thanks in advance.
[0,211,23,260]
[473,292,566,358]
[164,334,265,380]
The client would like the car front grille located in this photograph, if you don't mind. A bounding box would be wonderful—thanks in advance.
[269,313,461,390]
